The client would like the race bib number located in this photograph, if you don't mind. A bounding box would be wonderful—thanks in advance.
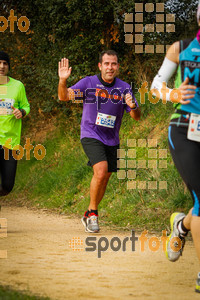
[187,113,200,142]
[0,99,15,115]
[95,112,116,128]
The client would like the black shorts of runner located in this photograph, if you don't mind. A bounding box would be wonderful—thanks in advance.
[0,146,18,196]
[168,125,200,216]
[81,138,119,172]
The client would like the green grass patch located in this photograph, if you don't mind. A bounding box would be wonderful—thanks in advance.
[0,285,49,300]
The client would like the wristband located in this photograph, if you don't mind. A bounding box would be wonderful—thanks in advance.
[19,109,26,117]
[131,102,138,110]
[131,106,138,110]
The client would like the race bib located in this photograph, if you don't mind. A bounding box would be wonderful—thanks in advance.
[0,99,15,115]
[187,113,200,142]
[95,112,116,128]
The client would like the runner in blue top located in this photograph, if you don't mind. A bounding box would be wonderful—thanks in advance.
[151,2,200,292]
[58,50,140,233]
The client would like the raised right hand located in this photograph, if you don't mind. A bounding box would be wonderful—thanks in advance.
[58,58,72,81]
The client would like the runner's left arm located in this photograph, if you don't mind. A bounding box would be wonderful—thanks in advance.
[125,93,141,120]
[13,82,30,119]
[151,42,196,104]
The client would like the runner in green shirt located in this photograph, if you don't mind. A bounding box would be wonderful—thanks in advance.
[0,51,30,197]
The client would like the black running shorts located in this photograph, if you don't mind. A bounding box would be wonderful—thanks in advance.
[168,125,200,217]
[0,146,18,196]
[81,138,119,172]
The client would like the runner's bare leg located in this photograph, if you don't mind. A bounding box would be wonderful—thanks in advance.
[88,161,112,210]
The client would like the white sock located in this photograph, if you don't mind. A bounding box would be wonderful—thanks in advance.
[178,220,187,236]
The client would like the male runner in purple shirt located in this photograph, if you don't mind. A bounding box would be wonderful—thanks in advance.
[58,50,140,232]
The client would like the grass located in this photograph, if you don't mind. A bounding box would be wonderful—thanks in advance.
[0,285,49,300]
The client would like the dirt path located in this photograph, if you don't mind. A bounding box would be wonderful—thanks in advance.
[0,206,199,300]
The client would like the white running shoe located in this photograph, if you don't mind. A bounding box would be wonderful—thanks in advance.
[165,212,186,262]
[81,214,99,233]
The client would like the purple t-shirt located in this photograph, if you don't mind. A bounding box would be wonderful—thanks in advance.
[70,75,136,146]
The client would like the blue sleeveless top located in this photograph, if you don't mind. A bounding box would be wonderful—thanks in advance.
[177,38,200,114]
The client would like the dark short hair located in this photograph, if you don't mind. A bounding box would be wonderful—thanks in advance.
[0,51,10,69]
[99,50,119,63]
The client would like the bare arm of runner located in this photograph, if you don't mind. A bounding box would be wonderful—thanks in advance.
[125,94,141,120]
[151,41,196,104]
[166,42,196,104]
[58,58,74,101]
